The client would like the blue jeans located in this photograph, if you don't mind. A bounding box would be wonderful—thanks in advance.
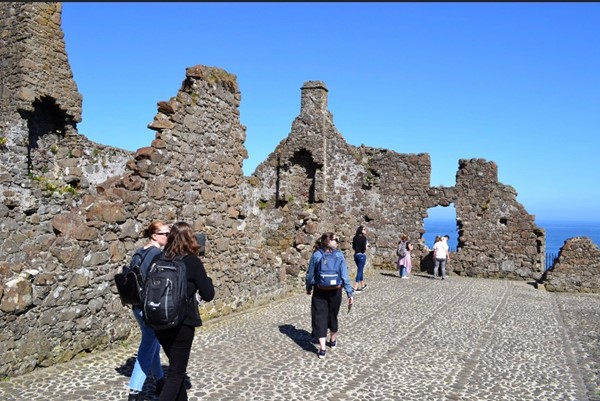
[129,307,164,391]
[354,253,366,282]
[400,265,407,277]
[434,258,447,278]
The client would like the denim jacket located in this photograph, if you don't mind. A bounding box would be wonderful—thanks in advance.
[306,248,353,298]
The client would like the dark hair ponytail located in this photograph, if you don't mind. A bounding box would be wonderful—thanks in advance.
[354,225,365,237]
[313,232,336,252]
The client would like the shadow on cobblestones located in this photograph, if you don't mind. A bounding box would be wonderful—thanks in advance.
[278,324,315,354]
[114,356,136,378]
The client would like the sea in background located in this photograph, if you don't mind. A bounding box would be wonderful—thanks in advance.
[422,218,600,256]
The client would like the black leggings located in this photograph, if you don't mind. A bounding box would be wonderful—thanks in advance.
[155,324,195,401]
[311,287,342,339]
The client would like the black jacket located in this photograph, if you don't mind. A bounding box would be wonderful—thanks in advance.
[352,234,368,254]
[181,254,215,327]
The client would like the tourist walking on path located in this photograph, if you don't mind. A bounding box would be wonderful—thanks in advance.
[127,221,169,401]
[396,234,409,278]
[433,235,449,279]
[397,237,413,279]
[306,232,354,359]
[151,222,215,401]
[443,234,451,274]
[352,225,369,292]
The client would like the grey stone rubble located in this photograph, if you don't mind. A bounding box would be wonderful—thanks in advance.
[1,272,599,401]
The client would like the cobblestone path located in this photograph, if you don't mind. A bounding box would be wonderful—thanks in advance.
[1,271,599,401]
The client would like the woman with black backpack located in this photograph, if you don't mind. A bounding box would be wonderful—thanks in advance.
[150,221,215,401]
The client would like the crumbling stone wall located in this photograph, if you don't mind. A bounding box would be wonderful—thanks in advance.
[0,2,140,378]
[241,81,434,281]
[0,2,557,379]
[542,238,600,293]
[0,2,130,212]
[450,158,546,279]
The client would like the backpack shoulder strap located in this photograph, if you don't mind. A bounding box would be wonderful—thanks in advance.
[334,250,344,270]
[132,247,154,267]
[314,249,324,277]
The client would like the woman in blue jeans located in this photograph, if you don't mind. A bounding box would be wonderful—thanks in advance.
[352,225,368,291]
[127,221,169,401]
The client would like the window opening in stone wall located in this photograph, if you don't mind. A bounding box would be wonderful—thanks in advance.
[361,166,380,190]
[288,149,319,205]
[423,204,458,252]
[20,96,70,175]
[275,158,284,208]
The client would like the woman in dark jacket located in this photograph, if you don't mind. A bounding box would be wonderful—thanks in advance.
[352,225,369,291]
[151,221,215,401]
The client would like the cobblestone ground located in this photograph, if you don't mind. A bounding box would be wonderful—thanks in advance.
[1,271,599,401]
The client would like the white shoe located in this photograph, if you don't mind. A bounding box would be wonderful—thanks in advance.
[401,276,408,279]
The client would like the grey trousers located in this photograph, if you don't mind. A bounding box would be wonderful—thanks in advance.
[433,258,447,278]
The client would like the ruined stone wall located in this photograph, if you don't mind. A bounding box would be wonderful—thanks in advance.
[450,159,546,279]
[242,82,434,281]
[0,3,81,125]
[0,2,142,378]
[543,238,600,293]
[0,3,84,183]
[0,2,557,379]
[0,2,130,211]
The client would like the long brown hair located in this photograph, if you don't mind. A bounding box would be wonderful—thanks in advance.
[163,221,199,258]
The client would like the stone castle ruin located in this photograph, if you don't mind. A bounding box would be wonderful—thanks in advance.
[1,2,597,379]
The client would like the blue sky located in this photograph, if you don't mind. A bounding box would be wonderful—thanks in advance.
[60,2,600,223]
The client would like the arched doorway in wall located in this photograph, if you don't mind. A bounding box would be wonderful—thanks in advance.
[423,204,458,252]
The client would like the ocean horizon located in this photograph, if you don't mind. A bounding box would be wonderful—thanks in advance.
[422,218,600,256]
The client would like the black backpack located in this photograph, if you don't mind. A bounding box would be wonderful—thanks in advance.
[142,254,189,330]
[315,250,342,288]
[114,248,152,307]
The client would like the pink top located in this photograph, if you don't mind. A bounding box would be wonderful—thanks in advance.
[398,251,412,272]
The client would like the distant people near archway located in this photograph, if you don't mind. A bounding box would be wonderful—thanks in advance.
[423,205,457,251]
[423,205,457,275]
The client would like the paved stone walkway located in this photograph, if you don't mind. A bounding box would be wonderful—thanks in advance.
[1,271,599,401]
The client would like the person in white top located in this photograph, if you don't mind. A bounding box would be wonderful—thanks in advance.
[433,235,449,280]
